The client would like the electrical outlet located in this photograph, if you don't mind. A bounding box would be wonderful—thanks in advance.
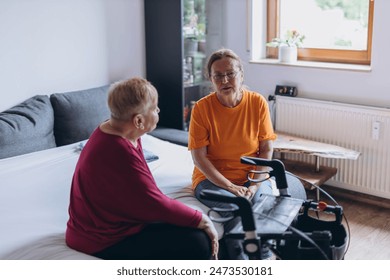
[372,121,380,140]
[275,85,297,97]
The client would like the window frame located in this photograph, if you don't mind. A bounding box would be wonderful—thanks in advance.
[266,0,374,65]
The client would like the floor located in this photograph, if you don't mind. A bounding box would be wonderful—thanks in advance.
[309,186,390,260]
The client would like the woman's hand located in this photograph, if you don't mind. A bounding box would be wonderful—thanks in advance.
[227,183,248,197]
[245,184,260,200]
[197,214,219,260]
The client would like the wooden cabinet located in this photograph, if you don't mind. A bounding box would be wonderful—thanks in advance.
[144,0,222,130]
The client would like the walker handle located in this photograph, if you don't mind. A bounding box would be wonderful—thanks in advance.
[241,157,290,196]
[199,190,256,232]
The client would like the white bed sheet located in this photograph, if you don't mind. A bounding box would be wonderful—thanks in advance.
[0,134,223,260]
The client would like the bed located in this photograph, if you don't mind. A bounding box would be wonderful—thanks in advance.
[0,134,225,260]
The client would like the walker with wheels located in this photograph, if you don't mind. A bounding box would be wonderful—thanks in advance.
[200,156,349,260]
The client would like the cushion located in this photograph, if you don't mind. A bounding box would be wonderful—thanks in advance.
[50,85,111,146]
[148,127,189,146]
[0,95,56,159]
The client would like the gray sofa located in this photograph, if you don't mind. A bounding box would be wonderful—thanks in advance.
[0,85,111,159]
[0,84,188,160]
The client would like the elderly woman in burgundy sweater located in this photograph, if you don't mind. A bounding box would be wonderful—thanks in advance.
[66,77,218,260]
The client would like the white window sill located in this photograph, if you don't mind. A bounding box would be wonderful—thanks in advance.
[250,58,372,72]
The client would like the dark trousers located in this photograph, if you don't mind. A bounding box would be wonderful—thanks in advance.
[93,223,212,260]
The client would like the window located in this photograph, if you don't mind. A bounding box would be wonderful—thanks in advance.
[263,0,374,65]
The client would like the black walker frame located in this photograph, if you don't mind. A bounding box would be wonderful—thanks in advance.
[200,156,348,260]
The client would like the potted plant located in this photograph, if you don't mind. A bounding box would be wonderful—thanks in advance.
[184,35,198,56]
[266,30,305,63]
[183,0,207,56]
[196,22,206,53]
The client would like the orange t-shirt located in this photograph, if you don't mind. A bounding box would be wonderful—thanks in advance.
[188,90,277,189]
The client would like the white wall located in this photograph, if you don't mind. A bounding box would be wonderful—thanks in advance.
[0,0,144,112]
[223,0,390,109]
[2,0,389,112]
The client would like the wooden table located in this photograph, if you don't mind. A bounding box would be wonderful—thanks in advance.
[281,159,337,200]
[273,132,360,200]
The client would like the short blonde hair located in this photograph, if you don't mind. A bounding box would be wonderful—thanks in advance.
[108,77,157,121]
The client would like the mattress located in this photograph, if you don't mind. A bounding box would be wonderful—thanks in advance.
[0,134,223,260]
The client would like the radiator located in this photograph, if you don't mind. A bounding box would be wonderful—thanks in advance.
[274,96,390,199]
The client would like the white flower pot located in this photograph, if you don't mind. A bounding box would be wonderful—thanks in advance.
[279,45,298,63]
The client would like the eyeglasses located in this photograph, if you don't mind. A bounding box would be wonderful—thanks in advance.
[211,71,239,82]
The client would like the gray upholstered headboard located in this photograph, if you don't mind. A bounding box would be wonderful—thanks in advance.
[0,84,111,159]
